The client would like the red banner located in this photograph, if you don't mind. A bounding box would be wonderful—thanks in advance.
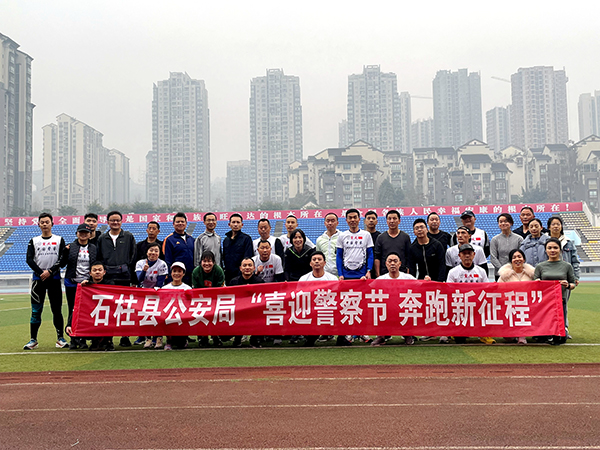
[1,202,583,226]
[72,280,565,337]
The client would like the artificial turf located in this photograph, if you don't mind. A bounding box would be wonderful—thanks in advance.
[1,283,599,373]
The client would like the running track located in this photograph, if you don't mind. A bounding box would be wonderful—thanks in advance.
[1,364,600,449]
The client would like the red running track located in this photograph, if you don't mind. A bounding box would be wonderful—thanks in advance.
[1,364,600,449]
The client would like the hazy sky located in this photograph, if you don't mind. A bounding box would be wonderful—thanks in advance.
[3,0,599,184]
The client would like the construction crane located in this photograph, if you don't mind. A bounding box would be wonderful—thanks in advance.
[491,76,510,83]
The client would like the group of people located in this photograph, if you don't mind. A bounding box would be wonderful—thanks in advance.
[23,205,580,351]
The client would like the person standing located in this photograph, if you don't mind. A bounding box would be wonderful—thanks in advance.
[80,263,116,351]
[408,219,446,282]
[284,229,315,282]
[222,213,254,284]
[161,262,192,351]
[427,212,452,249]
[534,237,577,345]
[84,213,102,247]
[520,218,549,267]
[513,206,548,238]
[451,210,490,257]
[490,213,523,281]
[373,210,411,277]
[137,221,164,261]
[446,226,489,276]
[23,213,68,350]
[278,214,315,251]
[96,210,137,347]
[315,212,340,277]
[163,212,195,285]
[62,224,96,349]
[252,218,284,259]
[337,209,374,280]
[365,210,380,278]
[194,212,222,268]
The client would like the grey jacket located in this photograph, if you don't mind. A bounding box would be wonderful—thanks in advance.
[194,231,222,267]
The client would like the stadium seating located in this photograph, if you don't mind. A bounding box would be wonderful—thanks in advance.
[0,211,570,273]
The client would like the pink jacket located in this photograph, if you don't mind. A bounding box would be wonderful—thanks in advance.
[497,263,535,282]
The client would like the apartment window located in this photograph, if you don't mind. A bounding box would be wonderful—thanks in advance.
[343,164,352,170]
[590,190,598,199]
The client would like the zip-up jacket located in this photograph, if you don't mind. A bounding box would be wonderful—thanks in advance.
[408,238,446,281]
[62,240,97,281]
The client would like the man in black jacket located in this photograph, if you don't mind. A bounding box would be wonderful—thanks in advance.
[408,219,446,282]
[62,224,97,349]
[222,213,254,284]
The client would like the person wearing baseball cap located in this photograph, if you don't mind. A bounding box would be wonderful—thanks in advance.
[450,210,490,257]
[61,223,97,349]
[446,226,489,276]
[160,261,192,350]
[446,243,495,345]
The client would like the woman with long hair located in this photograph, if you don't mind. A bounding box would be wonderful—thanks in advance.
[520,218,549,267]
[284,228,315,282]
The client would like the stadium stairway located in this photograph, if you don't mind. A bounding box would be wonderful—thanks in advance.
[559,212,600,262]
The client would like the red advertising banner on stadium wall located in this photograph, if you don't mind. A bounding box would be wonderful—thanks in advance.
[72,280,565,337]
[1,202,583,226]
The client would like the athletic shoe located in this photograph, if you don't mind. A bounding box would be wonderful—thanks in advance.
[56,338,69,348]
[336,336,352,346]
[23,339,38,350]
[105,341,115,351]
[317,335,334,342]
[79,341,88,350]
[371,336,386,347]
[154,337,164,349]
[143,339,153,349]
[453,337,467,344]
[119,337,132,347]
[419,336,436,341]
[479,337,496,345]
[133,337,145,345]
[69,340,78,350]
[404,336,415,345]
[517,337,527,345]
[164,344,172,351]
[273,338,282,346]
[438,336,449,344]
[504,337,518,343]
[359,335,373,344]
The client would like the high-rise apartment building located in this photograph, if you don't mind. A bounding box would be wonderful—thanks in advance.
[578,92,600,139]
[147,72,210,209]
[0,33,33,216]
[250,69,303,204]
[411,118,435,149]
[511,66,569,149]
[346,65,410,153]
[226,160,252,210]
[486,106,512,152]
[338,119,350,148]
[42,114,129,212]
[432,69,482,148]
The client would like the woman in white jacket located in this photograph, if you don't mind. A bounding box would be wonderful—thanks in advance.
[497,248,535,345]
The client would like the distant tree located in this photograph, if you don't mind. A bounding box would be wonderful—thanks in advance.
[519,188,548,204]
[107,203,131,213]
[130,202,155,213]
[10,206,28,217]
[86,200,105,214]
[378,179,407,207]
[58,205,78,216]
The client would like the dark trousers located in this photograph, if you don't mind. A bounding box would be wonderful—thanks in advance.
[30,278,64,340]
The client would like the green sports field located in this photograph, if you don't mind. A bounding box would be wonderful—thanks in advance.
[1,284,599,373]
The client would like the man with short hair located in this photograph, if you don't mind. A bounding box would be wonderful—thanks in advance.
[96,210,137,347]
[299,251,338,282]
[451,210,490,256]
[253,218,284,259]
[315,212,340,277]
[337,209,374,280]
[84,213,102,247]
[23,213,68,350]
[80,262,116,351]
[229,257,264,348]
[194,212,222,268]
[253,240,285,283]
[365,211,380,278]
[446,226,488,275]
[408,219,446,282]
[222,213,254,284]
[513,206,548,238]
[163,212,195,285]
[427,212,452,249]
[374,210,411,277]
[278,214,315,251]
[137,221,164,261]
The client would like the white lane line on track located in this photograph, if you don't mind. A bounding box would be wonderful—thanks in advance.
[4,401,600,413]
[3,374,600,386]
[2,342,600,356]
[0,306,30,312]
[109,447,600,450]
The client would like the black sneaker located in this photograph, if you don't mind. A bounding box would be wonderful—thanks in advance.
[336,336,352,346]
[119,337,132,347]
[105,341,115,351]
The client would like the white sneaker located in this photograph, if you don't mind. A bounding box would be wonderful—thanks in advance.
[56,338,69,348]
[23,339,38,350]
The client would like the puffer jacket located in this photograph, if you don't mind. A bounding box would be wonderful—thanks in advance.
[497,263,535,282]
[558,234,580,280]
[520,234,549,267]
